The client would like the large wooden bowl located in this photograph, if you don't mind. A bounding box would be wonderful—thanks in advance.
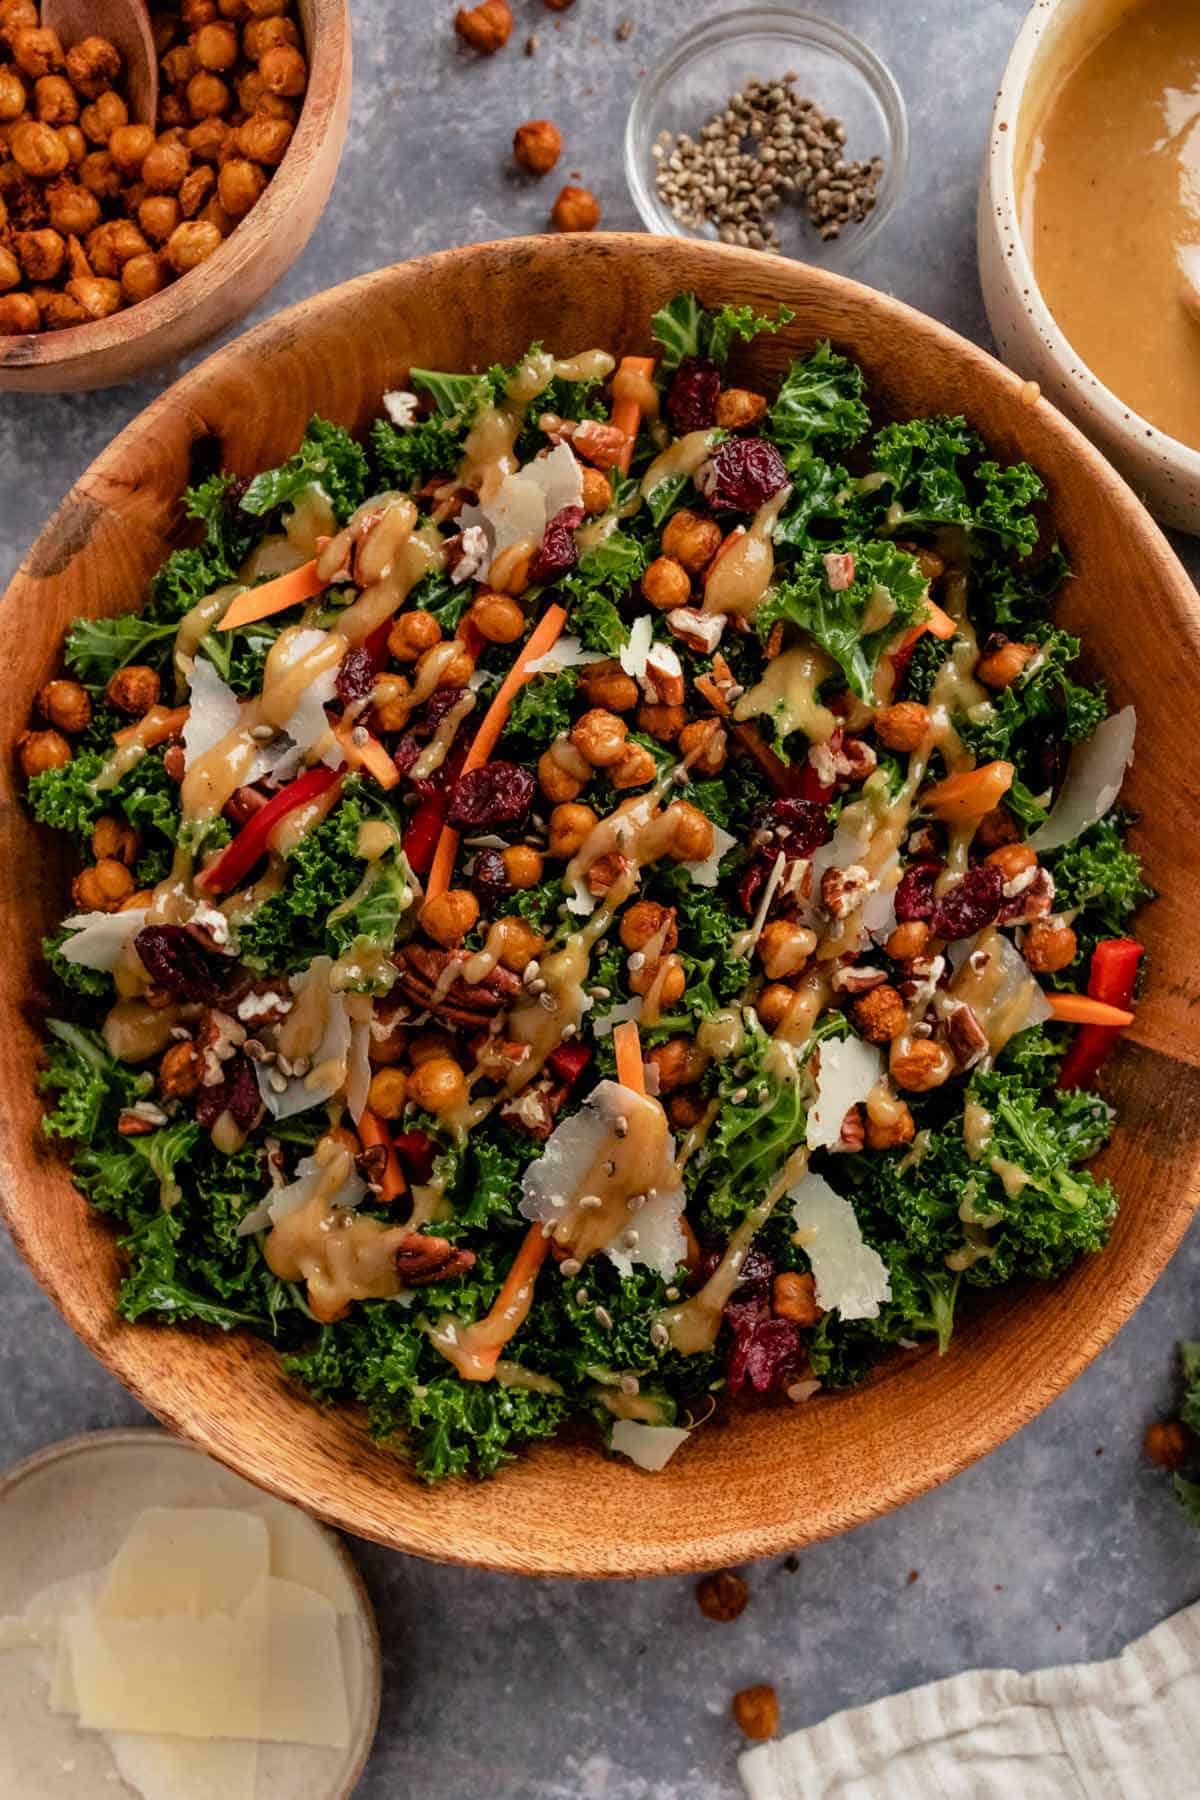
[1,237,1197,1576]
[0,0,351,394]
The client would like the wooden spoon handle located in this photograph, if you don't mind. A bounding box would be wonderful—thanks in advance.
[41,0,158,126]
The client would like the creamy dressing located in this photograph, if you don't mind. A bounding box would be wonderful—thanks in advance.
[610,362,659,419]
[459,348,613,502]
[963,1100,994,1162]
[264,1137,411,1321]
[640,429,720,501]
[702,486,791,619]
[734,641,837,744]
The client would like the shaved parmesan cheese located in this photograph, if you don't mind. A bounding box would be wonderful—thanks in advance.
[256,958,351,1120]
[1029,706,1136,852]
[525,632,607,675]
[789,1172,891,1321]
[107,1732,257,1800]
[237,1151,366,1238]
[260,1578,349,1748]
[382,388,419,427]
[806,1035,883,1149]
[99,1508,269,1621]
[687,822,736,888]
[591,996,643,1039]
[619,613,654,681]
[484,474,546,553]
[183,658,242,771]
[59,907,148,972]
[269,628,341,773]
[251,1501,357,1615]
[345,1015,371,1125]
[604,1170,688,1282]
[522,440,584,519]
[610,1420,690,1471]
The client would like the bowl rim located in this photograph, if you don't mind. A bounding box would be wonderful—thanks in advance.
[2,234,1197,1577]
[0,0,351,380]
[985,0,1200,480]
[623,4,909,270]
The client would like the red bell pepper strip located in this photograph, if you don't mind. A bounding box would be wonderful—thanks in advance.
[196,765,343,894]
[1057,937,1144,1090]
[403,793,448,875]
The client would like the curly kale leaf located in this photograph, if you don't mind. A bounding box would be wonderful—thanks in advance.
[65,614,179,693]
[976,544,1071,633]
[757,541,928,702]
[559,530,646,650]
[863,416,1044,556]
[774,457,854,551]
[27,745,180,864]
[650,291,793,373]
[39,1020,151,1145]
[504,669,578,752]
[240,416,369,524]
[42,930,113,1003]
[768,342,871,465]
[958,628,1108,765]
[1042,813,1153,973]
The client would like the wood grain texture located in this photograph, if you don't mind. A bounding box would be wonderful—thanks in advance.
[1,236,1196,1577]
[41,0,159,126]
[0,0,350,394]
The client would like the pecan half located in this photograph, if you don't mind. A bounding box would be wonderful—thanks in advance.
[394,1231,477,1286]
[394,944,521,1028]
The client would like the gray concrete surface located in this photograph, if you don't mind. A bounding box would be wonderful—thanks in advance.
[2,2,1198,1795]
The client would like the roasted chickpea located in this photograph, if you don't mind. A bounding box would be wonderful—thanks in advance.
[33,74,76,126]
[91,815,139,864]
[65,35,121,97]
[551,183,599,231]
[661,508,722,574]
[106,664,161,716]
[58,121,85,166]
[36,678,91,734]
[72,857,135,913]
[453,0,512,53]
[678,717,727,774]
[161,44,197,88]
[369,673,412,733]
[547,801,597,857]
[976,636,1036,689]
[1023,917,1078,974]
[108,122,155,175]
[0,290,39,332]
[14,226,63,281]
[417,640,473,691]
[80,90,127,146]
[12,26,64,81]
[233,107,291,163]
[667,1087,707,1131]
[608,741,656,790]
[88,218,150,273]
[245,0,289,14]
[755,982,800,1033]
[186,115,229,162]
[757,919,817,981]
[182,0,220,24]
[407,1055,467,1117]
[46,178,100,235]
[420,887,479,948]
[467,590,525,645]
[889,1037,954,1092]
[0,0,37,39]
[620,901,678,954]
[180,162,217,216]
[187,70,231,118]
[408,1026,456,1068]
[973,805,1020,851]
[219,0,251,19]
[641,553,691,611]
[664,800,714,864]
[121,251,166,303]
[487,540,533,596]
[78,149,121,199]
[1144,1420,1192,1470]
[366,1067,408,1120]
[629,952,685,1005]
[143,135,191,190]
[865,1095,915,1152]
[243,15,300,57]
[912,546,945,582]
[137,193,180,243]
[773,1270,821,1325]
[579,465,611,517]
[885,920,930,962]
[193,20,240,70]
[732,1685,779,1744]
[850,983,908,1044]
[715,387,768,430]
[579,657,637,713]
[66,274,121,320]
[502,845,544,889]
[0,68,25,120]
[513,118,561,176]
[158,91,190,130]
[166,217,221,271]
[637,701,686,743]
[386,609,441,663]
[985,843,1037,881]
[11,118,68,177]
[643,1037,709,1094]
[570,707,628,769]
[493,916,545,973]
[258,42,306,95]
[537,741,589,804]
[0,244,18,290]
[875,700,932,753]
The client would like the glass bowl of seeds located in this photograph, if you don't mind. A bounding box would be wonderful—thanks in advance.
[625,7,908,268]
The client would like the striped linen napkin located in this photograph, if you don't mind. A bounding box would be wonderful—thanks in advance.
[740,1602,1200,1799]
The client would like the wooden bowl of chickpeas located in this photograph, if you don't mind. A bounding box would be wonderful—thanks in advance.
[0,0,350,391]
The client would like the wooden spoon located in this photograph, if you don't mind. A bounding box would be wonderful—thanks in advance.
[41,0,158,126]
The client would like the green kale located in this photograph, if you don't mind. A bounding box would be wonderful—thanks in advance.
[64,613,179,694]
[774,457,853,551]
[324,845,417,980]
[1043,813,1152,937]
[863,416,1044,556]
[757,541,928,702]
[42,930,112,1003]
[369,415,466,490]
[184,472,262,570]
[514,374,606,463]
[28,745,180,866]
[39,1020,150,1145]
[650,291,793,373]
[1179,1340,1200,1436]
[504,669,578,751]
[768,342,871,464]
[809,1249,961,1385]
[559,529,647,652]
[981,544,1071,632]
[509,875,566,934]
[196,619,280,698]
[240,416,369,524]
[410,368,494,421]
[958,628,1108,766]
[452,1137,527,1232]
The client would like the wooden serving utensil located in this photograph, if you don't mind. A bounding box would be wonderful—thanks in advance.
[41,0,158,126]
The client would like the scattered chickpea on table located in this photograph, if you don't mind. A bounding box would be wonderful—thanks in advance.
[0,0,309,336]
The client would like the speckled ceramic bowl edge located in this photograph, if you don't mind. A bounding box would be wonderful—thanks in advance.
[977,0,1200,535]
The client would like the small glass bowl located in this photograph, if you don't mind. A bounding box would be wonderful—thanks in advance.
[625,7,908,271]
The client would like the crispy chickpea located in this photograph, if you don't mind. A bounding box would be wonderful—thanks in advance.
[627,952,684,1005]
[166,217,222,271]
[641,553,691,611]
[513,118,561,176]
[65,35,120,97]
[976,636,1036,689]
[58,122,85,166]
[547,801,597,857]
[850,983,908,1044]
[885,920,930,962]
[579,658,637,713]
[11,118,68,177]
[144,135,191,191]
[620,901,678,955]
[985,843,1036,881]
[219,0,250,18]
[551,183,599,231]
[417,640,474,690]
[608,742,656,790]
[66,274,121,320]
[258,42,306,95]
[72,857,135,913]
[369,673,412,733]
[157,1038,201,1098]
[235,66,267,111]
[243,15,300,57]
[678,718,727,775]
[14,226,64,281]
[502,844,544,889]
[12,27,64,81]
[33,74,76,126]
[537,741,589,804]
[183,0,220,23]
[493,916,545,972]
[80,91,128,146]
[180,162,217,216]
[570,707,628,769]
[637,701,686,743]
[865,1096,915,1152]
[664,799,714,864]
[162,43,197,87]
[715,387,768,430]
[467,590,525,645]
[106,664,161,716]
[366,1066,408,1120]
[661,508,721,574]
[773,1270,821,1325]
[108,122,155,175]
[46,178,100,235]
[187,69,231,118]
[234,107,291,164]
[1024,917,1078,974]
[158,90,191,129]
[419,887,479,948]
[0,290,39,332]
[695,1568,749,1622]
[579,465,611,517]
[186,115,229,162]
[454,0,512,53]
[754,982,799,1033]
[121,251,167,303]
[0,244,18,290]
[137,193,180,243]
[875,700,931,753]
[88,218,150,273]
[78,149,121,198]
[408,1026,456,1068]
[0,68,25,120]
[758,919,817,981]
[667,1087,706,1132]
[889,1037,954,1092]
[17,727,70,773]
[193,20,240,70]
[644,1037,710,1094]
[732,1685,779,1743]
[1144,1420,1192,1470]
[91,815,139,865]
[246,0,289,14]
[487,540,533,597]
[386,608,441,663]
[407,1055,467,1117]
[36,677,91,734]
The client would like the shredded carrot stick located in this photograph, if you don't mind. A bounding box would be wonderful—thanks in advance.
[610,354,657,475]
[1045,994,1136,1028]
[464,1222,552,1380]
[921,760,1014,823]
[895,597,957,660]
[333,719,399,789]
[216,560,326,633]
[357,1108,407,1203]
[613,1019,646,1096]
[113,704,189,749]
[424,603,567,898]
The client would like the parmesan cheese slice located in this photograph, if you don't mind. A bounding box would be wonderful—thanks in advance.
[789,1172,891,1321]
[260,1578,350,1748]
[98,1507,269,1620]
[107,1732,257,1800]
[251,1499,357,1615]
[610,1420,690,1471]
[805,1036,883,1151]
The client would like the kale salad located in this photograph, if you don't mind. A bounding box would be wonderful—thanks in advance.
[22,292,1149,1482]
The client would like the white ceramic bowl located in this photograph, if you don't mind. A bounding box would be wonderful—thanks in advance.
[978,0,1200,535]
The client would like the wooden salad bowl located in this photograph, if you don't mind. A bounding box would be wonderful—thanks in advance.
[1,236,1197,1576]
[0,0,351,394]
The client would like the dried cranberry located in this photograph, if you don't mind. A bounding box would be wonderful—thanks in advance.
[667,356,721,432]
[752,798,831,861]
[703,437,788,512]
[530,504,584,584]
[548,1042,591,1088]
[392,733,422,779]
[135,926,225,1004]
[335,647,376,706]
[393,1128,436,1184]
[194,1056,261,1131]
[725,1288,806,1397]
[894,860,945,923]
[419,687,465,735]
[931,863,1004,941]
[471,848,512,908]
[447,761,536,831]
